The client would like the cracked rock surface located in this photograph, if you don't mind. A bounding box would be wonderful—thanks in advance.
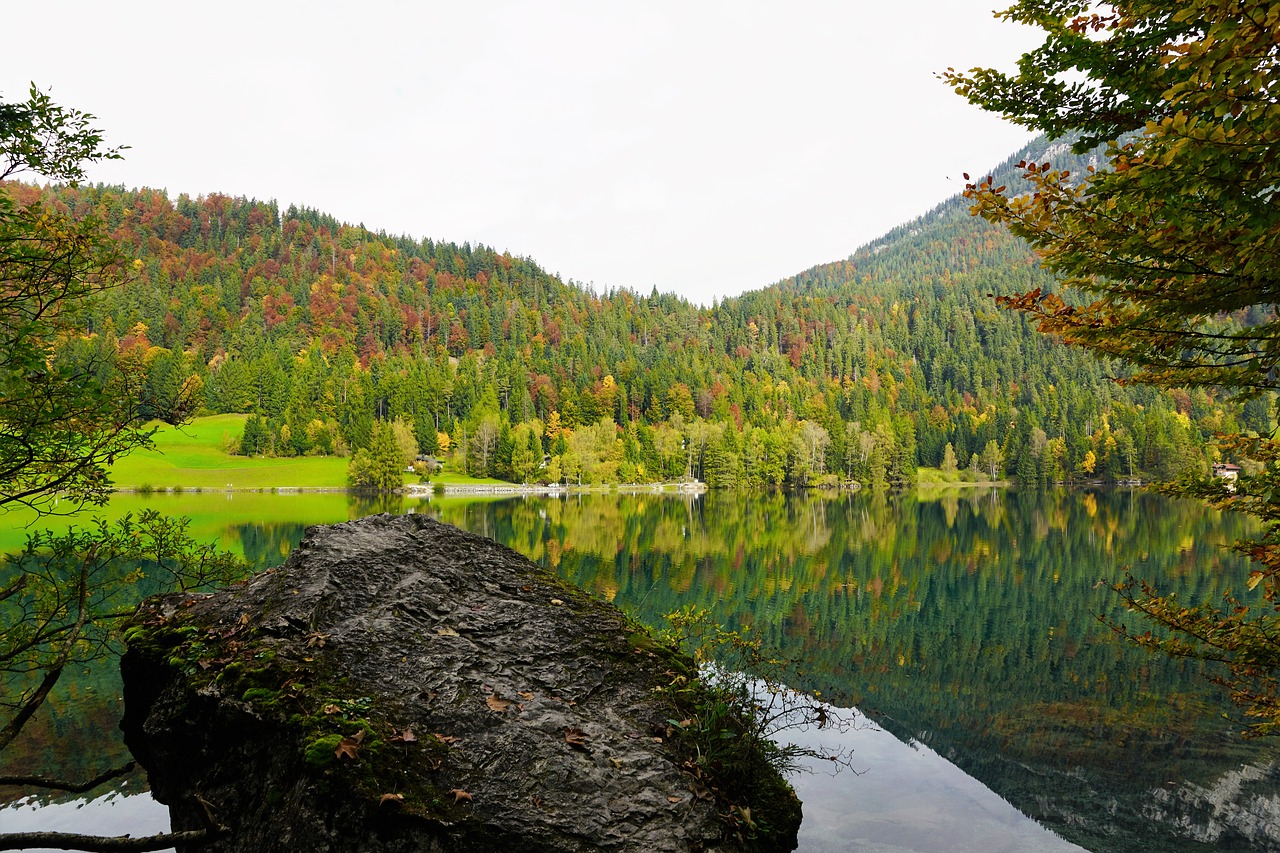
[122,513,799,852]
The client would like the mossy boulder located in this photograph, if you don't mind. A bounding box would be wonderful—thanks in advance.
[121,513,800,852]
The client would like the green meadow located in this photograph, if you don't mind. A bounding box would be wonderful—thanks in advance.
[108,414,351,490]
[0,415,520,553]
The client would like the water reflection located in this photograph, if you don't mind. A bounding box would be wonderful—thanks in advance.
[3,488,1279,851]
[430,488,1280,852]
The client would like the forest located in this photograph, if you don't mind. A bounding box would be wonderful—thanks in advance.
[12,139,1262,491]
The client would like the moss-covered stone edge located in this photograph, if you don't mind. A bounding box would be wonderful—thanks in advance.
[122,569,801,850]
[121,598,471,825]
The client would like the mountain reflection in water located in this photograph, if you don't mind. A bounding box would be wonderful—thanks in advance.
[433,488,1280,852]
[3,487,1279,851]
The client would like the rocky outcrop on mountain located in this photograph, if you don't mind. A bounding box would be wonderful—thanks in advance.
[121,513,800,852]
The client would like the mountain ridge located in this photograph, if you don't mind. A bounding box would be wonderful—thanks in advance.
[16,135,1253,488]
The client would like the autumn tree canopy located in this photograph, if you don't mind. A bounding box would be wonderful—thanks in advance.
[945,0,1280,395]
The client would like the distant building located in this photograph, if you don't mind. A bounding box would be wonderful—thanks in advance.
[1212,462,1242,481]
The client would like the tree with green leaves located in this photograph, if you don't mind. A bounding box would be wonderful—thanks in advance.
[946,1,1280,733]
[0,85,156,514]
[347,420,405,493]
[0,86,243,851]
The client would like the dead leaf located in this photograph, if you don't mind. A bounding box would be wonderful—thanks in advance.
[549,598,564,606]
[518,691,535,701]
[435,626,459,637]
[380,793,404,806]
[238,613,250,627]
[322,704,342,715]
[530,795,544,808]
[450,788,473,803]
[564,727,588,749]
[667,795,682,803]
[434,733,460,744]
[335,733,363,760]
[608,757,623,769]
[389,727,418,744]
[305,631,328,648]
[486,695,513,713]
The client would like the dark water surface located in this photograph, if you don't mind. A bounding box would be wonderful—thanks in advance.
[4,487,1279,851]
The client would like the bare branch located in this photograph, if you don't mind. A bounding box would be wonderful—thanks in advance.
[0,827,222,853]
[0,761,136,794]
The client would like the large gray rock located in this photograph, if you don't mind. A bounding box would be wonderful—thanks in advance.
[121,513,800,852]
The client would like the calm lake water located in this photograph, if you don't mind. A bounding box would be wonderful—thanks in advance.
[4,487,1280,852]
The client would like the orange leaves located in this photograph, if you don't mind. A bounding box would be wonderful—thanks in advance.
[564,727,588,750]
[450,788,473,804]
[485,694,513,713]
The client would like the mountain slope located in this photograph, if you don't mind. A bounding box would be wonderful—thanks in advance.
[15,136,1254,486]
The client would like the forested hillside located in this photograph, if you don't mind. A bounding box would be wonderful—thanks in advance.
[18,137,1263,488]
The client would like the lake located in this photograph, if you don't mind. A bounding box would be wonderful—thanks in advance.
[3,487,1279,852]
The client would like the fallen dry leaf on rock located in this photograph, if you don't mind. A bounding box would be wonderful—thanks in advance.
[564,727,588,749]
[486,695,513,713]
[335,730,365,760]
[450,788,473,803]
[380,793,404,806]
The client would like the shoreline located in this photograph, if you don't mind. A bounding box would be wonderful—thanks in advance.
[111,481,712,497]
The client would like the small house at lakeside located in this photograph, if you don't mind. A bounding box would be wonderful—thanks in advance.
[1213,462,1242,481]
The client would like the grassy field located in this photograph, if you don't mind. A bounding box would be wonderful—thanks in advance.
[109,415,349,489]
[427,470,512,486]
[108,414,516,491]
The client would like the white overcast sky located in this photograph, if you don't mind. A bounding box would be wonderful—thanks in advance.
[7,2,1040,305]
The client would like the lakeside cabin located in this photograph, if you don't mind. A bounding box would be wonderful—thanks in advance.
[1212,462,1242,482]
